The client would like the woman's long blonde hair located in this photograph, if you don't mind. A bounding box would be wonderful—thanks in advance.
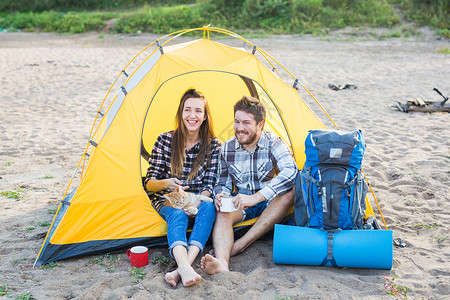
[171,88,215,181]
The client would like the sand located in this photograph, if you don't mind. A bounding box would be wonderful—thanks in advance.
[0,30,449,299]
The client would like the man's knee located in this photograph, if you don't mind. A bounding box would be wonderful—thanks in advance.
[271,189,294,207]
[216,211,242,226]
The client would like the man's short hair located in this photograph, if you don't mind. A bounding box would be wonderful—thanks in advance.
[234,95,266,124]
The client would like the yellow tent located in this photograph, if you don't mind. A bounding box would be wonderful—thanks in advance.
[35,27,384,266]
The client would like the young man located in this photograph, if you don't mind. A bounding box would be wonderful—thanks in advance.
[201,95,298,274]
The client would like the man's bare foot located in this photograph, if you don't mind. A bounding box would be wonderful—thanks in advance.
[200,254,229,275]
[230,239,247,256]
[165,269,180,288]
[177,265,201,287]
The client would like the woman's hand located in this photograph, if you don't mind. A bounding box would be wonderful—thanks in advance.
[166,178,189,192]
[214,193,228,211]
[146,177,187,193]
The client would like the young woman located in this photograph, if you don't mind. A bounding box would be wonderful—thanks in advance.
[144,88,220,287]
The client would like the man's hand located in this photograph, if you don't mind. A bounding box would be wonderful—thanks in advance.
[233,192,266,210]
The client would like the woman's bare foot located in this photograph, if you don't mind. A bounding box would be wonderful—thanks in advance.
[200,254,229,275]
[165,269,180,288]
[177,265,201,287]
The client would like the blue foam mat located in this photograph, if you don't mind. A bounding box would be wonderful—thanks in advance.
[273,224,393,269]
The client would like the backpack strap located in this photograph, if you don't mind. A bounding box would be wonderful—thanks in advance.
[339,171,364,229]
[299,169,312,219]
[343,174,357,188]
[301,167,320,186]
[352,170,365,228]
[301,167,319,217]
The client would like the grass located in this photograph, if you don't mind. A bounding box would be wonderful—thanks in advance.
[130,267,146,284]
[413,223,438,229]
[38,221,51,227]
[412,171,423,182]
[10,258,27,264]
[85,253,120,273]
[40,261,64,270]
[434,236,448,244]
[379,276,409,300]
[3,161,14,167]
[400,25,422,38]
[437,46,450,54]
[0,284,12,297]
[47,208,57,214]
[0,190,23,199]
[152,255,172,266]
[15,293,35,300]
[25,226,35,231]
[43,174,54,179]
[404,196,418,202]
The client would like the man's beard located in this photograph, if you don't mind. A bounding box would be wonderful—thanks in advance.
[235,130,257,145]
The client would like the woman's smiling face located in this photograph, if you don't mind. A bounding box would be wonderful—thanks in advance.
[182,97,206,134]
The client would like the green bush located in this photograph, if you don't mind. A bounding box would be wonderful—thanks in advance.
[0,10,107,33]
[241,0,290,30]
[437,28,450,39]
[397,0,449,29]
[0,0,196,12]
[287,0,399,32]
[291,0,323,20]
[342,0,399,28]
[115,4,207,34]
[0,0,446,36]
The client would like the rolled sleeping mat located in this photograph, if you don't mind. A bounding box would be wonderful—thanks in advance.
[273,224,393,269]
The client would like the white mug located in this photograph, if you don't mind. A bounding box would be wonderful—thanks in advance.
[220,196,238,212]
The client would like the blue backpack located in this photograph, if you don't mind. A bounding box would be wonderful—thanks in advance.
[294,129,368,230]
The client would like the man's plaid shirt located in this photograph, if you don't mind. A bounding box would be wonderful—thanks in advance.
[214,131,298,202]
[144,131,221,212]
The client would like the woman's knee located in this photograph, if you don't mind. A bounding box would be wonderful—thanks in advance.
[167,208,189,223]
[197,201,216,219]
[199,200,215,211]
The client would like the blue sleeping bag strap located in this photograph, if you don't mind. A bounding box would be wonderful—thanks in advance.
[320,229,341,267]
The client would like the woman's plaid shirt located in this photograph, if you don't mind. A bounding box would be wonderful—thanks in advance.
[144,131,221,212]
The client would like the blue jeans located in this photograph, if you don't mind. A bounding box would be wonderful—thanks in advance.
[158,201,216,257]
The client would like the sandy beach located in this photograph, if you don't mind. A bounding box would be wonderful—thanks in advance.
[0,30,449,299]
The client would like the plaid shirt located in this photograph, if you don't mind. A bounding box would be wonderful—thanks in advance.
[144,131,221,212]
[214,131,298,202]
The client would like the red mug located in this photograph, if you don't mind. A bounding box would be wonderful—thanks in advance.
[127,246,148,267]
